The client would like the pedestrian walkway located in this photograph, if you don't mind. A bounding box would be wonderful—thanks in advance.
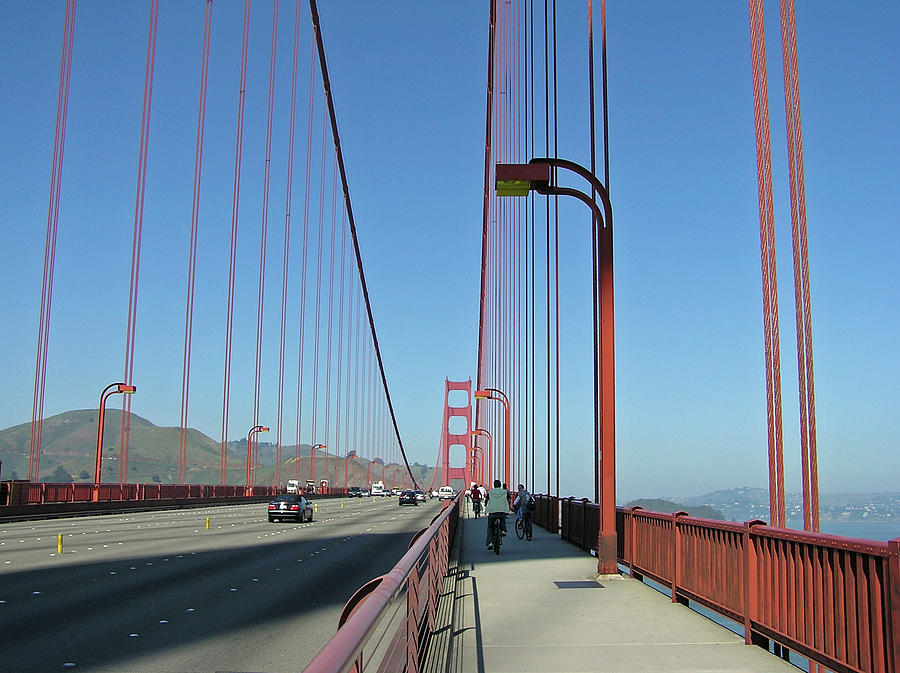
[445,502,799,673]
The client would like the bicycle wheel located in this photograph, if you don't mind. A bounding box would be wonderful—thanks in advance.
[525,517,533,541]
[492,518,501,555]
[515,517,525,539]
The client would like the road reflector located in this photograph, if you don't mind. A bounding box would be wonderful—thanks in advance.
[57,534,62,554]
[205,517,210,530]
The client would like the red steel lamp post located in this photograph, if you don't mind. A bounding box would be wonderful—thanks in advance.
[246,425,269,488]
[94,383,136,499]
[471,428,492,486]
[473,388,510,488]
[367,459,378,488]
[496,159,616,574]
[344,450,357,491]
[471,445,485,486]
[310,443,326,485]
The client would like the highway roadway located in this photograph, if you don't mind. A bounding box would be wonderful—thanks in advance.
[0,495,441,672]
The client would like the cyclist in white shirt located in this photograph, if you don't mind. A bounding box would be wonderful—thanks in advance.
[484,479,510,549]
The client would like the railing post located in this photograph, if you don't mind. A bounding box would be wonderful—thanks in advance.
[406,570,420,672]
[673,511,688,605]
[743,519,766,648]
[580,498,589,551]
[629,506,643,581]
[888,537,900,672]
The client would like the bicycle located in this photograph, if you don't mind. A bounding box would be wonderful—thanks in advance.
[514,512,533,541]
[488,512,504,555]
[472,499,482,518]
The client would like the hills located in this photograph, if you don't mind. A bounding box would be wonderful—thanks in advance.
[623,498,724,520]
[0,410,433,488]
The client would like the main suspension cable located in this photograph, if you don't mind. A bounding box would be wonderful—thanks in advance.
[308,0,418,487]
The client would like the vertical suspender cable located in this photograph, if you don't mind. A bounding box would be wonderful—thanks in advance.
[477,0,498,439]
[324,160,338,482]
[309,0,419,487]
[277,0,303,490]
[252,0,279,485]
[334,218,350,489]
[600,0,609,190]
[779,0,819,531]
[30,0,76,482]
[543,0,551,496]
[180,0,213,485]
[588,0,600,503]
[221,0,251,484]
[588,0,604,505]
[352,285,361,469]
[529,0,536,492]
[295,39,317,482]
[310,107,328,474]
[515,0,523,488]
[552,0,560,499]
[336,209,348,487]
[120,0,160,483]
[749,0,786,528]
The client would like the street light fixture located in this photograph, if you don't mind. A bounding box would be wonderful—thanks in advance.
[310,443,326,485]
[471,428,493,485]
[473,388,510,488]
[496,158,616,574]
[247,425,269,487]
[344,450,357,491]
[94,383,136,495]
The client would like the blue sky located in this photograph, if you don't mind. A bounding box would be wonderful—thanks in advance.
[1,2,897,501]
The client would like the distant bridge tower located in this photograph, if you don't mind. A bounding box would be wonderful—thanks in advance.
[437,379,473,489]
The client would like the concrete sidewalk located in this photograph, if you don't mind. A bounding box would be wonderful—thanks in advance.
[445,503,799,673]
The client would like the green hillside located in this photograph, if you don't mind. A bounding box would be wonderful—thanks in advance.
[624,498,725,520]
[0,410,436,488]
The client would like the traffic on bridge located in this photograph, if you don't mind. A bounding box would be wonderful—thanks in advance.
[1,496,441,672]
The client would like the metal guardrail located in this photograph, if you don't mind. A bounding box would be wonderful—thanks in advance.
[0,480,354,507]
[302,493,460,673]
[533,493,559,533]
[0,481,358,523]
[534,495,900,673]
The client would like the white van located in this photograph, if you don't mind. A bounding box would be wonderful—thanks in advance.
[438,486,455,500]
[286,479,300,494]
[371,482,385,497]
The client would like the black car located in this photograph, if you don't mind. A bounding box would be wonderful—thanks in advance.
[268,494,314,523]
[398,490,418,506]
[348,486,363,497]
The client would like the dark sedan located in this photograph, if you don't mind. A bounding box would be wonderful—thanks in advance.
[398,490,418,506]
[268,494,314,523]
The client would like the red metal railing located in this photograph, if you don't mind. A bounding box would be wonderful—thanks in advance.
[1,480,351,510]
[537,496,900,673]
[533,493,559,533]
[302,494,460,673]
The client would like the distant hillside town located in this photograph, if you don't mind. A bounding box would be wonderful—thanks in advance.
[671,487,900,524]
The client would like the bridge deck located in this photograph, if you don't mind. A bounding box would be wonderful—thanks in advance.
[444,505,799,673]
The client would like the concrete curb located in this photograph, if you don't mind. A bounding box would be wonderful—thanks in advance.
[447,504,476,673]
